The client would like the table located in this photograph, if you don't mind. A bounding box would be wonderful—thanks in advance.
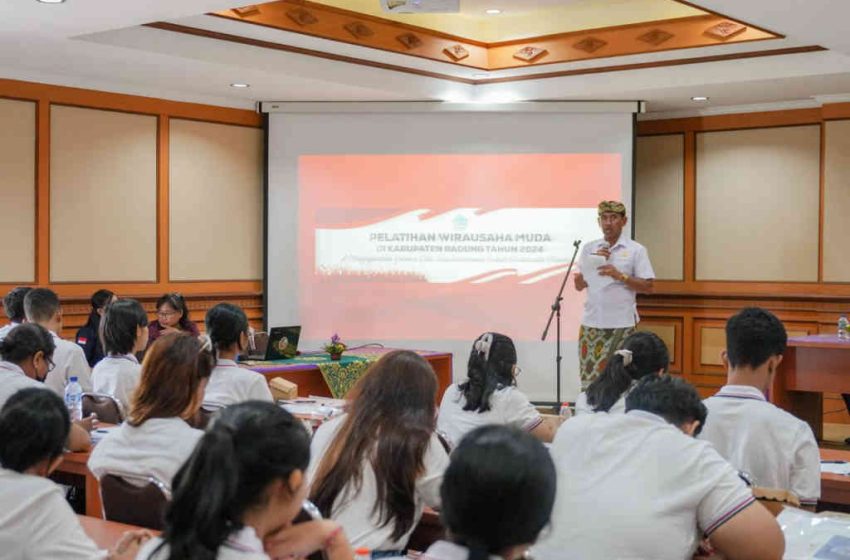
[248,348,453,400]
[772,335,850,440]
[820,448,850,507]
[55,448,102,518]
[78,515,156,549]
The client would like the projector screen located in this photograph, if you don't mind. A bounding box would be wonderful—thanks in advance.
[267,104,637,402]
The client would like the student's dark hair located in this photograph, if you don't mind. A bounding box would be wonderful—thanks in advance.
[156,401,310,560]
[460,332,517,413]
[23,288,60,324]
[3,287,32,323]
[0,323,55,365]
[726,307,787,370]
[625,375,708,436]
[100,299,148,355]
[156,292,193,331]
[311,350,437,542]
[0,388,70,472]
[441,425,556,560]
[205,303,248,352]
[585,331,669,413]
[83,289,115,331]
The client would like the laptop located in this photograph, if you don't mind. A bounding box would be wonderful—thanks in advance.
[244,326,302,361]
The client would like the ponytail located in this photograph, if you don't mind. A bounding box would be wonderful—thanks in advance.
[460,333,517,413]
[585,331,670,413]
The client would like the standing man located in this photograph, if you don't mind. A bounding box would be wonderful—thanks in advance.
[574,201,655,389]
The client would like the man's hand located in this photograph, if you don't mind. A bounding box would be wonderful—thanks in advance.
[597,264,623,280]
[594,247,611,259]
[574,272,587,291]
[76,413,98,433]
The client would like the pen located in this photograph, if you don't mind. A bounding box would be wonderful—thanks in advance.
[821,460,848,464]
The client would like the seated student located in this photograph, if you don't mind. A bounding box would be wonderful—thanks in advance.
[309,350,449,553]
[0,388,150,559]
[138,401,353,560]
[24,288,92,395]
[91,299,149,412]
[534,375,784,560]
[423,425,556,560]
[574,330,669,415]
[700,307,820,508]
[0,323,91,452]
[0,286,31,342]
[202,303,273,410]
[147,293,199,347]
[89,333,213,488]
[75,289,116,368]
[437,333,554,445]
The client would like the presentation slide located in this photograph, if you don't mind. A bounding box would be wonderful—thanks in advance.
[298,153,620,343]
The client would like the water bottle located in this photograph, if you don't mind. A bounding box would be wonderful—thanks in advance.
[839,315,850,341]
[559,402,573,420]
[353,548,371,560]
[64,376,83,422]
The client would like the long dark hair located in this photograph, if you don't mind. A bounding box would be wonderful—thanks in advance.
[156,293,193,331]
[205,303,248,353]
[459,332,516,413]
[310,350,437,542]
[585,331,669,413]
[441,425,556,560]
[155,401,311,560]
[84,289,114,330]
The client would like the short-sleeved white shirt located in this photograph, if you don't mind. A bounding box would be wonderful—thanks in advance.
[44,331,93,396]
[0,468,106,559]
[91,354,141,412]
[308,414,449,551]
[0,321,20,343]
[533,410,755,560]
[422,540,502,560]
[573,390,627,416]
[202,359,273,410]
[0,361,44,409]
[88,417,202,488]
[580,234,655,328]
[436,383,543,447]
[138,527,269,560]
[701,384,821,506]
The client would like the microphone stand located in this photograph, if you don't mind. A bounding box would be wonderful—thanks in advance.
[541,239,582,409]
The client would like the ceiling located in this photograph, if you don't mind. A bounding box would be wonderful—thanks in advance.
[310,0,705,43]
[0,0,848,116]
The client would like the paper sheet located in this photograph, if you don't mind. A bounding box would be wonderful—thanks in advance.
[821,462,850,475]
[580,252,614,290]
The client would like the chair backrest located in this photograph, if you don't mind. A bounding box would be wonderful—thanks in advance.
[82,393,124,424]
[100,473,171,530]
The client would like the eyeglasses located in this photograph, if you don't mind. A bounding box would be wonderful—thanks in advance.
[46,357,55,373]
[157,310,177,318]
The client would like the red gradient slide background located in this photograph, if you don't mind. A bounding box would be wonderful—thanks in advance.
[298,154,620,341]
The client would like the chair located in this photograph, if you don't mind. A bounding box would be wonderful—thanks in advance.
[100,473,171,530]
[82,393,124,424]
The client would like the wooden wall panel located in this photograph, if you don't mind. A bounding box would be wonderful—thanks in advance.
[50,106,157,282]
[636,319,681,372]
[169,119,263,281]
[823,119,850,282]
[695,125,820,282]
[635,134,684,280]
[0,98,36,282]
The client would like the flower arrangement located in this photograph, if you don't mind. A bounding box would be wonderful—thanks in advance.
[324,333,347,360]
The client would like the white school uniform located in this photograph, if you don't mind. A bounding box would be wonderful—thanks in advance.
[44,331,92,396]
[0,468,106,559]
[573,390,627,415]
[91,353,141,412]
[88,417,202,488]
[137,527,269,560]
[436,383,543,447]
[0,361,44,409]
[0,321,20,342]
[700,384,821,506]
[308,414,449,551]
[533,410,755,560]
[202,359,273,410]
[422,541,501,560]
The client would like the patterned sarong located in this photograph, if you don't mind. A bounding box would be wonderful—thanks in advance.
[578,325,636,390]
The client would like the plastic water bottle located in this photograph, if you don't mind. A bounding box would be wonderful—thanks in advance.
[353,548,371,560]
[839,315,850,341]
[64,376,83,422]
[559,402,573,420]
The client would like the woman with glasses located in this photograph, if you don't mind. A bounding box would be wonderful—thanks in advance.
[0,323,91,451]
[437,332,555,445]
[147,293,199,348]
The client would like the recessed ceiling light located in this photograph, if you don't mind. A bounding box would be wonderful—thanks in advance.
[230,83,250,88]
[691,96,710,102]
[485,9,502,15]
[37,0,66,4]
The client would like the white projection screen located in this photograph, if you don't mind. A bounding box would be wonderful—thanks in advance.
[266,102,639,402]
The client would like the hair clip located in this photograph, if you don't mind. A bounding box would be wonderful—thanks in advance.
[474,333,493,361]
[614,348,633,366]
[198,334,213,353]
